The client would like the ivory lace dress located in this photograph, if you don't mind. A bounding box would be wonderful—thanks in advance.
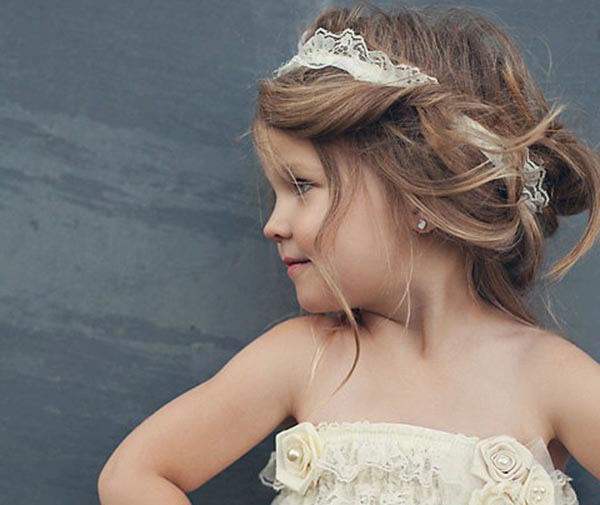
[258,420,579,505]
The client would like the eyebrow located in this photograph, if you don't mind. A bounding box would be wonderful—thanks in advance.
[264,162,319,184]
[282,162,319,173]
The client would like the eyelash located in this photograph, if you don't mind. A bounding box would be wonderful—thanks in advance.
[290,179,314,195]
[268,179,313,202]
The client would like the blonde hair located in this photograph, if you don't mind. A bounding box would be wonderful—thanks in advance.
[240,1,600,411]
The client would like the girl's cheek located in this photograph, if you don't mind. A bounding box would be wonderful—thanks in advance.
[295,220,317,241]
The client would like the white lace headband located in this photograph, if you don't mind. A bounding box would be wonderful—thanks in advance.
[272,27,550,214]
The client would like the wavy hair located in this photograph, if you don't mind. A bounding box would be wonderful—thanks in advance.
[241,1,600,413]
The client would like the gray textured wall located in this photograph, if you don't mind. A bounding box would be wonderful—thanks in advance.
[0,0,598,504]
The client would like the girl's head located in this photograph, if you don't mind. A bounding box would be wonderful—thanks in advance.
[245,1,600,397]
[261,125,439,318]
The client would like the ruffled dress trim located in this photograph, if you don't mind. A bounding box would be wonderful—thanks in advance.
[258,420,579,505]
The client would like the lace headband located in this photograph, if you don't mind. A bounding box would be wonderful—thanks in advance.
[272,27,550,214]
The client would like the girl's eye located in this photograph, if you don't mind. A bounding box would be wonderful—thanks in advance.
[291,179,313,195]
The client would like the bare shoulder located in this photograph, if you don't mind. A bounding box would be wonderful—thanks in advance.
[521,328,597,383]
[519,328,587,395]
[519,327,584,363]
[273,314,344,419]
[521,328,600,435]
[523,328,600,478]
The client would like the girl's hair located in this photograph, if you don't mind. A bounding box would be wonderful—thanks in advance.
[243,1,600,413]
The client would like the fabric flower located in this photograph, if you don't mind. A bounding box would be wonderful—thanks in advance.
[468,480,521,504]
[471,435,535,484]
[516,464,555,505]
[275,421,323,494]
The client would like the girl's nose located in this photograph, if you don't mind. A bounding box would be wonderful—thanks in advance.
[263,214,292,242]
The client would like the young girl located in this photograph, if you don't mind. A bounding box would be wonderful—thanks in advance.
[97,2,600,504]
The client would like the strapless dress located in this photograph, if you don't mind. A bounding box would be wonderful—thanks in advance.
[258,420,579,504]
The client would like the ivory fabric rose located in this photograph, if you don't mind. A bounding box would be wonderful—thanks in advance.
[471,435,535,484]
[516,464,555,505]
[275,422,323,494]
[468,480,521,505]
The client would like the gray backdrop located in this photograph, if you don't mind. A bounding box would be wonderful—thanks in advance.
[0,0,598,504]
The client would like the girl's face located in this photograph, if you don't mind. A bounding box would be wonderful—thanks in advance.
[262,127,410,314]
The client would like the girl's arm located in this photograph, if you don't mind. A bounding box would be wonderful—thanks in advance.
[531,335,600,480]
[98,471,191,505]
[97,315,321,503]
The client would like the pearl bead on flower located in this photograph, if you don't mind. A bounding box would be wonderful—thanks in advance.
[531,485,547,502]
[287,446,302,462]
[495,454,513,470]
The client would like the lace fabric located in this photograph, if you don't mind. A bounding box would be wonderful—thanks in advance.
[273,27,439,88]
[259,420,579,505]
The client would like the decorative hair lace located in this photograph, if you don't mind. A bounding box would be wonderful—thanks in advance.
[272,27,551,214]
[273,27,439,87]
[456,115,551,214]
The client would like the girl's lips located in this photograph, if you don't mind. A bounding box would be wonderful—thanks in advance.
[287,260,310,276]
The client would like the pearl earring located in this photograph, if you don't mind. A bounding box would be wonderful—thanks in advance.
[417,218,427,231]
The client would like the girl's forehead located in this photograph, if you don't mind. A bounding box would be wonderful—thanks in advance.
[260,132,325,180]
[265,129,321,164]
